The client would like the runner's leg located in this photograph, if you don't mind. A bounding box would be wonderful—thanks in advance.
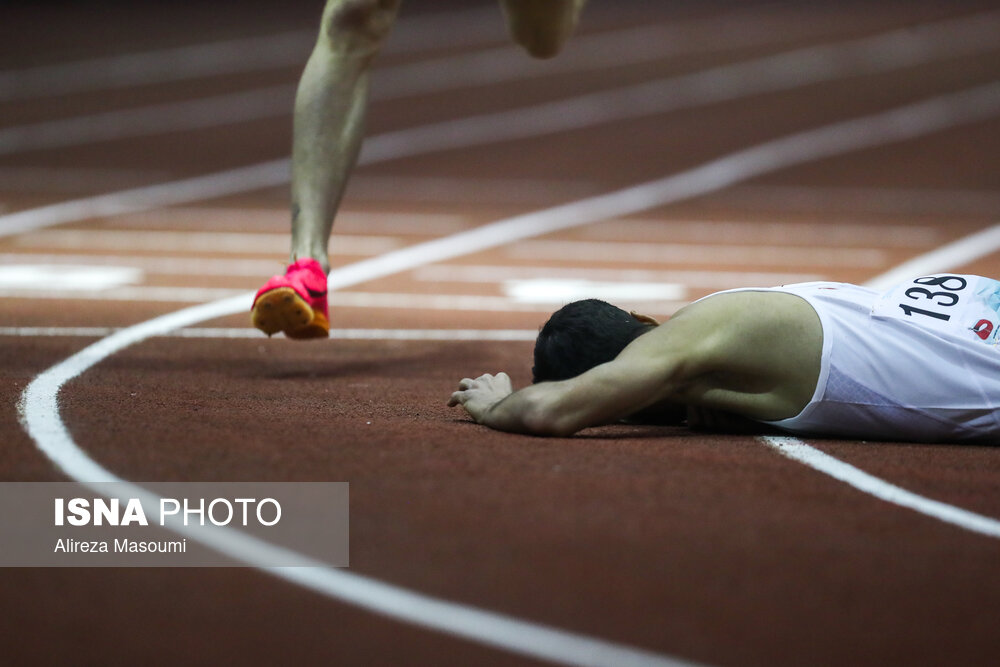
[498,0,586,58]
[290,0,403,272]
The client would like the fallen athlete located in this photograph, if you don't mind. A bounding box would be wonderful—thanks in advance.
[448,274,1000,442]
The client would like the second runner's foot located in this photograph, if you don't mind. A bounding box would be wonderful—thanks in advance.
[251,258,329,339]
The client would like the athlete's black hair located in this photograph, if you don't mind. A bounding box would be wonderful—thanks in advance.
[531,299,656,383]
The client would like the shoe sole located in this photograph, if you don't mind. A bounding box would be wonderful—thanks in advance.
[251,287,329,339]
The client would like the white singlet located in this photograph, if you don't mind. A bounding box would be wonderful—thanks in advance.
[750,275,1000,442]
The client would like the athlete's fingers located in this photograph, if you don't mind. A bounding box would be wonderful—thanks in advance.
[448,390,465,407]
[457,377,475,390]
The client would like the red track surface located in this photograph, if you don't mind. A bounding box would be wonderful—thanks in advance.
[2,2,999,665]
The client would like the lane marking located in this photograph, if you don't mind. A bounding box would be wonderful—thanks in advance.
[0,287,687,313]
[508,240,888,268]
[0,6,502,102]
[0,254,823,287]
[0,327,538,341]
[716,184,1000,218]
[10,230,889,262]
[863,223,1000,290]
[415,265,824,288]
[2,8,998,165]
[0,5,871,153]
[92,207,471,234]
[4,14,999,237]
[0,265,141,291]
[18,82,1000,664]
[762,438,1000,538]
[574,218,942,248]
[0,166,173,192]
[756,222,1000,537]
[14,229,401,256]
[504,279,685,304]
[0,253,285,277]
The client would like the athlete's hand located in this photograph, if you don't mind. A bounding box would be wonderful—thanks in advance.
[448,372,514,424]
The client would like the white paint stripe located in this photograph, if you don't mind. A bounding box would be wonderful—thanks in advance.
[863,223,1000,290]
[18,83,1000,664]
[508,240,887,268]
[366,6,822,102]
[0,6,502,102]
[0,254,823,286]
[0,287,687,313]
[0,166,173,192]
[0,85,296,156]
[94,207,470,234]
[753,222,1000,537]
[4,15,999,238]
[0,159,291,239]
[0,31,311,102]
[761,437,1000,538]
[14,229,401,255]
[415,266,824,288]
[358,13,1000,164]
[0,326,538,341]
[0,286,248,303]
[0,253,284,277]
[716,185,1000,218]
[575,218,942,248]
[0,6,853,151]
[4,8,997,162]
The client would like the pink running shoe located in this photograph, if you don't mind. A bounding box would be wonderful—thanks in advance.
[251,258,329,339]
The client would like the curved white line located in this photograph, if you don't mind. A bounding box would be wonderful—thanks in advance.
[756,219,1000,538]
[761,438,1000,538]
[18,83,1000,664]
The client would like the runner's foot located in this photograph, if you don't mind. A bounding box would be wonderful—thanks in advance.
[251,258,329,339]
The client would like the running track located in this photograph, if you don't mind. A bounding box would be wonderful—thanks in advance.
[1,1,999,665]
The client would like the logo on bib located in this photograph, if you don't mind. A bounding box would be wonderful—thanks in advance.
[972,319,994,340]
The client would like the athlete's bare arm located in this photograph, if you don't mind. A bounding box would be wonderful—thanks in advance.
[449,291,823,436]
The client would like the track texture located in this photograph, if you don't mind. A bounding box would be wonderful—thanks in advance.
[1,1,999,665]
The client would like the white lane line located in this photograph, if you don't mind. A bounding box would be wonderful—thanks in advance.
[0,4,857,153]
[716,185,1000,218]
[3,8,997,160]
[0,287,688,313]
[18,82,1000,664]
[0,159,291,239]
[13,229,401,256]
[0,254,823,286]
[508,240,888,268]
[863,223,1000,290]
[415,265,824,288]
[575,218,942,248]
[0,85,296,156]
[93,207,471,234]
[0,253,284,277]
[0,286,245,303]
[756,221,1000,538]
[762,438,1000,538]
[4,9,771,154]
[0,31,310,102]
[4,15,999,239]
[0,6,501,102]
[358,16,1000,162]
[0,166,174,192]
[0,327,538,341]
[10,230,887,266]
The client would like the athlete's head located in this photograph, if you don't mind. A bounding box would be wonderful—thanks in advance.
[532,299,657,383]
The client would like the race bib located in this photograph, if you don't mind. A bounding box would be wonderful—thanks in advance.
[872,274,1000,345]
